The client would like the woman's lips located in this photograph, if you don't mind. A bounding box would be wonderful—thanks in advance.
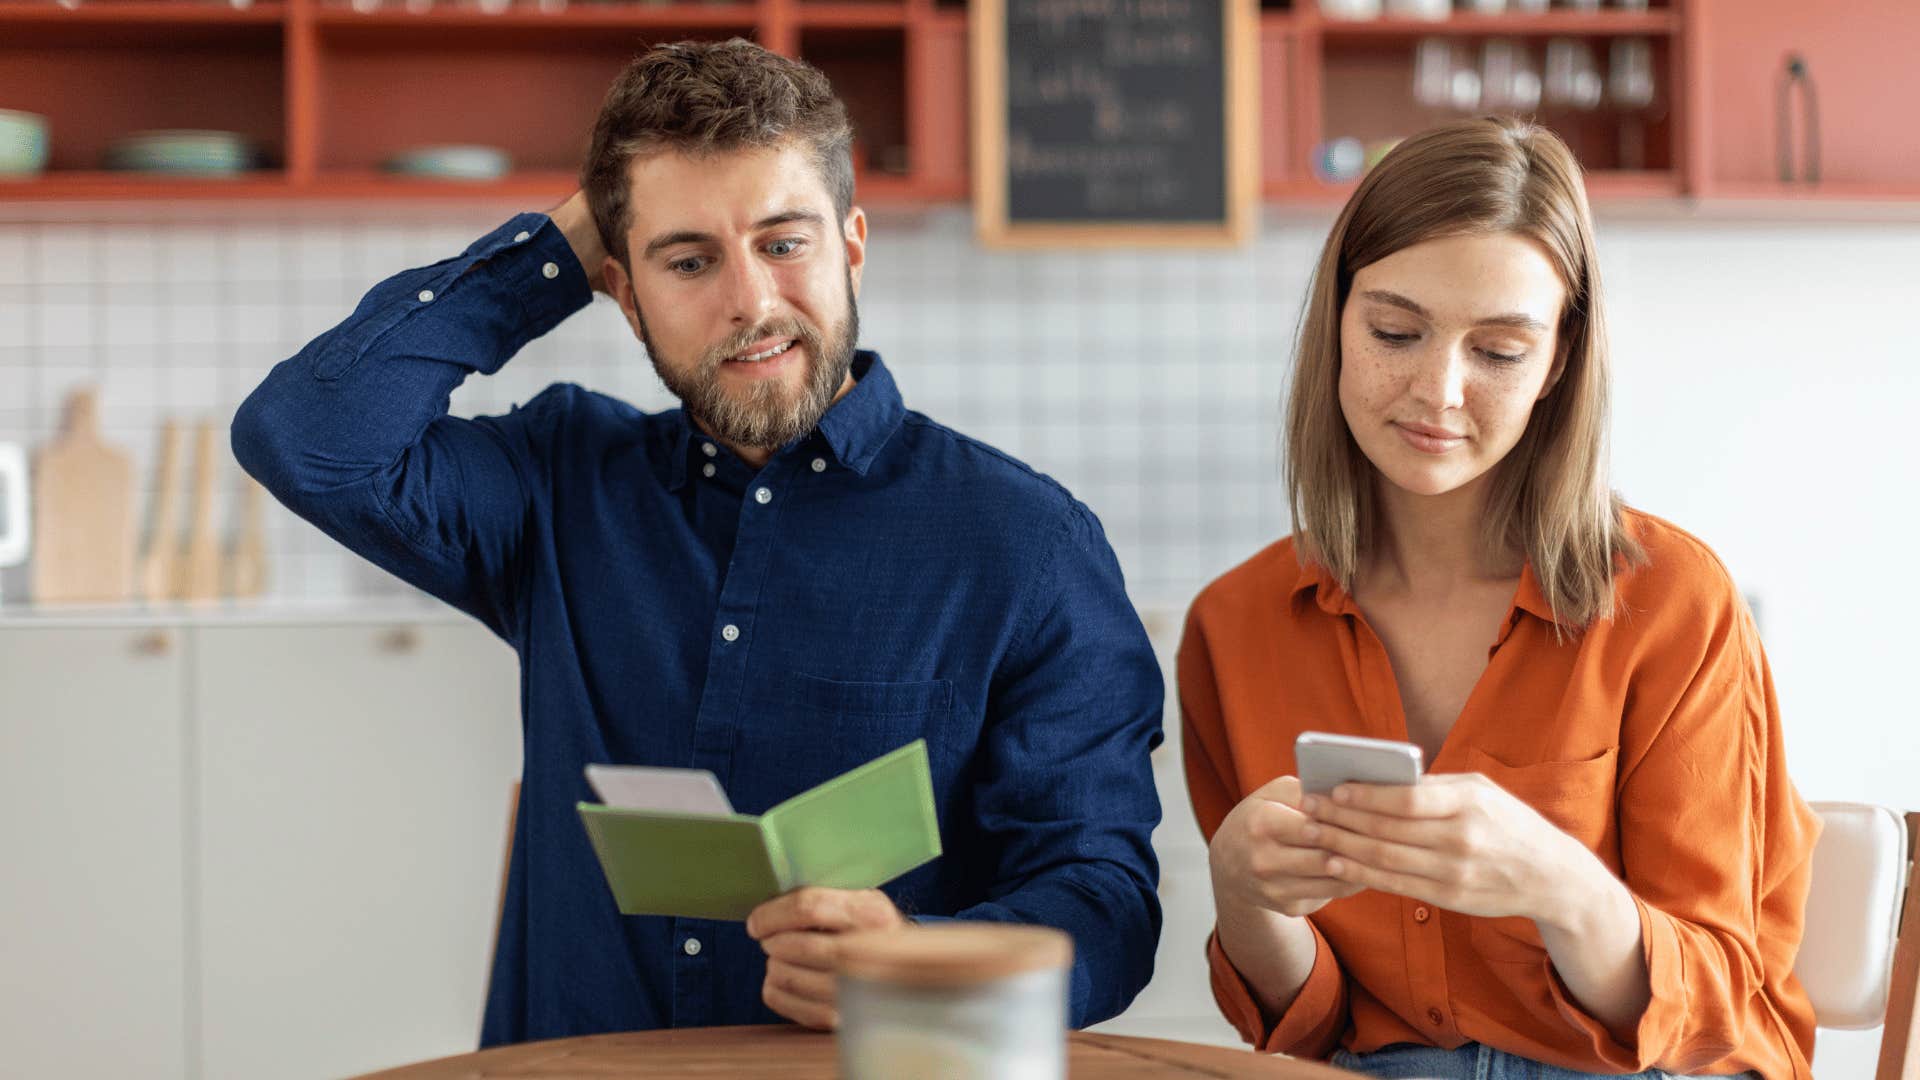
[1393,421,1466,454]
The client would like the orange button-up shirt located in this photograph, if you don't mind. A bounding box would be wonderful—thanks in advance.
[1178,511,1818,1078]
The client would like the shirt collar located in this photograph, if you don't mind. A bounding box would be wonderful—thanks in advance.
[662,349,903,491]
[1289,545,1569,628]
[813,350,903,477]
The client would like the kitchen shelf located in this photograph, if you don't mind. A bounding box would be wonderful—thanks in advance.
[1304,10,1678,39]
[2,0,1917,212]
[309,5,759,32]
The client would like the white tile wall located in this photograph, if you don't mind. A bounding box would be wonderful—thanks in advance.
[0,206,1308,608]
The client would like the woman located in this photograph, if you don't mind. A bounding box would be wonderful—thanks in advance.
[1179,116,1818,1079]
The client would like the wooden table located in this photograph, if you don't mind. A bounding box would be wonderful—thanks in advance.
[353,1024,1356,1078]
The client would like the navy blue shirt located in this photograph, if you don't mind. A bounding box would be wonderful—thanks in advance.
[232,213,1164,1046]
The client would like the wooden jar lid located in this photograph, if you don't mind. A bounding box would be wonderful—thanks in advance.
[834,924,1073,988]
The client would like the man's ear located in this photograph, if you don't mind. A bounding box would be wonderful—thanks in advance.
[603,256,644,340]
[843,207,868,298]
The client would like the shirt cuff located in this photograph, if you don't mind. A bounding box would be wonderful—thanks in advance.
[1205,924,1346,1058]
[1541,896,1691,1073]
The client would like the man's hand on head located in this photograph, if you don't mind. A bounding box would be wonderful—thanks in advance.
[547,189,611,295]
[744,886,904,1030]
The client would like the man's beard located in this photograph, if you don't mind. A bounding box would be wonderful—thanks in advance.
[635,271,859,452]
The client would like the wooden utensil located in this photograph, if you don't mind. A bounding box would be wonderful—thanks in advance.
[179,420,223,603]
[226,475,268,599]
[30,387,135,604]
[138,419,183,603]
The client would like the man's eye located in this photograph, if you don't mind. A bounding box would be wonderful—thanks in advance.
[767,238,804,257]
[669,257,705,275]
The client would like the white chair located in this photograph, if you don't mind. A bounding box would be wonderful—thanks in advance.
[1795,803,1920,1079]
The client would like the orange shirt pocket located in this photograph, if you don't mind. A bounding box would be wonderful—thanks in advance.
[1457,744,1619,965]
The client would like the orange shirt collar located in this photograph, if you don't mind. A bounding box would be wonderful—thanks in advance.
[1289,546,1568,628]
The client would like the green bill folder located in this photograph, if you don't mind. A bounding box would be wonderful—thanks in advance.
[578,740,942,921]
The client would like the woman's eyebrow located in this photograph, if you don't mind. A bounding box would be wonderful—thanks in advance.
[1359,288,1548,332]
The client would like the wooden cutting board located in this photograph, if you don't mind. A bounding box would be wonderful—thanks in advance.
[180,420,223,603]
[31,387,135,604]
[137,418,183,603]
[225,475,268,599]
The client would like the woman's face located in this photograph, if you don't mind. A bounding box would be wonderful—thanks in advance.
[1338,231,1570,502]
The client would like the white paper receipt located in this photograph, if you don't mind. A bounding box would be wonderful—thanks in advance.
[584,764,735,815]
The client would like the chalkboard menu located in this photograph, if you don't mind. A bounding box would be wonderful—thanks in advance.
[972,0,1256,247]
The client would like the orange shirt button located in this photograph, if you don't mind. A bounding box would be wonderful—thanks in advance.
[1413,905,1431,923]
[1427,1007,1445,1026]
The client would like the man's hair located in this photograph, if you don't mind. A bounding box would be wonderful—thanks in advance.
[581,38,856,266]
[1285,116,1643,629]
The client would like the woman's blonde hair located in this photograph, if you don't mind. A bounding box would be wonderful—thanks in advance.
[1285,115,1641,628]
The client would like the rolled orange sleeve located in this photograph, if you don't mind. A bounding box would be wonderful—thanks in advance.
[1537,560,1817,1077]
[1207,924,1349,1057]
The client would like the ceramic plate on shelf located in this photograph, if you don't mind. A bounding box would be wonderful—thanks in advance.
[0,109,49,177]
[382,144,512,181]
[103,129,259,176]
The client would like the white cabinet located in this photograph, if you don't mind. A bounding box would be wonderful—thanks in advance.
[0,613,521,1080]
[194,620,521,1080]
[0,627,190,1080]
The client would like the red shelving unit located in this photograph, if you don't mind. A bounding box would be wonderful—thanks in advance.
[0,0,1916,208]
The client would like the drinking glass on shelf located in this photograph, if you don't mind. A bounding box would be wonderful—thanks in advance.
[1413,37,1453,109]
[1447,46,1483,111]
[1609,37,1656,109]
[1479,38,1523,110]
[1544,37,1602,110]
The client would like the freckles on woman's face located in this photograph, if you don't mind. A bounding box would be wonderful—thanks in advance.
[1336,231,1569,501]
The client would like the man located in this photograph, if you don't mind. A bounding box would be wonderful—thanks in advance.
[233,38,1162,1046]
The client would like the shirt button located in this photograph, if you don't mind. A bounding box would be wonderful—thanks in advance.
[1413,905,1431,923]
[702,442,717,458]
[721,624,739,643]
[702,463,716,479]
[683,937,702,957]
[417,289,434,303]
[541,261,559,279]
[811,457,826,473]
[513,230,531,243]
[1427,1007,1444,1026]
[754,487,772,505]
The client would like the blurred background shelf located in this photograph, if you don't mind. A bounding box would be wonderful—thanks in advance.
[1,0,1917,210]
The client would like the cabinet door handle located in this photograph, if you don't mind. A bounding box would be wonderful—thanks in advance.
[380,627,421,655]
[134,630,173,657]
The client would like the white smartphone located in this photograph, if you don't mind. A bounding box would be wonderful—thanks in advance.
[1294,732,1423,797]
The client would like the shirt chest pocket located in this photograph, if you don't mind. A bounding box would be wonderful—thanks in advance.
[741,671,955,798]
[1460,745,1618,965]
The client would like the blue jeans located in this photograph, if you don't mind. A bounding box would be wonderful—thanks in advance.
[1329,1043,1759,1079]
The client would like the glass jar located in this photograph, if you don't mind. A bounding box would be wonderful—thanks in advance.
[835,924,1072,1080]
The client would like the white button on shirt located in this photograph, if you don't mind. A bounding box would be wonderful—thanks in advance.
[702,442,718,458]
[702,463,716,479]
[682,937,702,957]
[721,625,740,642]
[417,290,434,303]
[513,231,531,243]
[811,458,827,473]
[754,487,772,505]
[541,262,559,279]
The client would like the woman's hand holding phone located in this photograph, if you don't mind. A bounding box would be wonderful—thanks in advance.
[1209,775,1365,919]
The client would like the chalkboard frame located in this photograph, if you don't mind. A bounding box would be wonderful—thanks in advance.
[970,0,1259,248]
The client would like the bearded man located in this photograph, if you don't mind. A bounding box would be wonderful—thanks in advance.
[234,37,1162,1048]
